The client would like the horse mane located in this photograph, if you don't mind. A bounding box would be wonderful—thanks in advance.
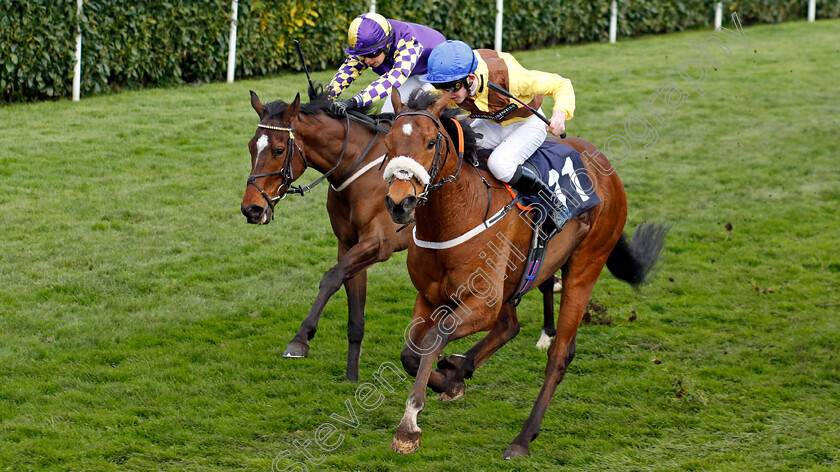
[404,89,478,160]
[263,83,375,121]
[405,88,441,111]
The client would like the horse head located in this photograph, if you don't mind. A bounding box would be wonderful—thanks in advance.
[383,88,453,224]
[241,91,305,224]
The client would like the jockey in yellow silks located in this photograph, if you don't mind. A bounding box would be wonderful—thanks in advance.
[419,40,576,229]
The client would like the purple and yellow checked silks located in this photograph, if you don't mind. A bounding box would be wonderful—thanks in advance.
[328,18,445,107]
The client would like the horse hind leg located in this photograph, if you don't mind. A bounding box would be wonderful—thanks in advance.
[535,277,557,350]
[504,256,605,459]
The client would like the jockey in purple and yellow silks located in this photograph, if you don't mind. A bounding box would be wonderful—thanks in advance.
[419,40,576,229]
[328,13,446,116]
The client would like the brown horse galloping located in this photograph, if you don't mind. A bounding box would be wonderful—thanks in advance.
[241,88,562,381]
[383,89,668,457]
[241,89,407,381]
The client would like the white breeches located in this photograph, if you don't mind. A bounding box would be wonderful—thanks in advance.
[470,112,548,182]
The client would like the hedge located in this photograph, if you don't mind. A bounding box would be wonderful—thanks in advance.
[1,0,837,102]
[1,2,77,101]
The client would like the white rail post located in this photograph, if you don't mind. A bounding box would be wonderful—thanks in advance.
[495,0,504,51]
[808,0,816,22]
[370,0,376,13]
[227,0,238,83]
[72,0,83,101]
[715,2,723,29]
[609,0,617,44]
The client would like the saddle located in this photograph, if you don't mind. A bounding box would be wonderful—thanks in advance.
[471,141,601,305]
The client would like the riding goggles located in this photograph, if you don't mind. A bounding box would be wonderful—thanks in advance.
[432,79,467,93]
[361,48,385,58]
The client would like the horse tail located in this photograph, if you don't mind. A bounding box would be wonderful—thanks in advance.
[606,222,671,288]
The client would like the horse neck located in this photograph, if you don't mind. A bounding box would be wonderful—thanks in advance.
[296,114,376,178]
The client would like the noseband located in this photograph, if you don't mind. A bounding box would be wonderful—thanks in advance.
[389,111,464,203]
[246,123,305,209]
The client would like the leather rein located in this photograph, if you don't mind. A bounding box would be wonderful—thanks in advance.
[246,112,390,210]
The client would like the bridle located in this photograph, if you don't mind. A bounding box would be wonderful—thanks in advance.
[246,123,304,208]
[390,111,465,204]
[246,113,389,212]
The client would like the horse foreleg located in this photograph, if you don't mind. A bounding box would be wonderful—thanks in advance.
[536,277,557,350]
[283,237,384,371]
[437,304,520,401]
[343,269,367,382]
[504,263,602,459]
[393,321,450,455]
[400,296,450,393]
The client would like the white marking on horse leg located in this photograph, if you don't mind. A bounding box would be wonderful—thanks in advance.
[399,399,422,433]
[255,134,269,167]
[536,329,553,350]
[402,123,413,136]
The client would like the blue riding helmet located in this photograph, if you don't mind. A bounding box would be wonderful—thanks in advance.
[419,40,477,83]
[345,13,394,56]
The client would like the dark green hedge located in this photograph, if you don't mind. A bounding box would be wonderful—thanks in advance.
[1,2,77,101]
[1,0,837,102]
[376,0,714,49]
[0,0,366,102]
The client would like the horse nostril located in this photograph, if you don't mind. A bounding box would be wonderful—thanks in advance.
[242,204,264,221]
[402,195,417,213]
[384,195,395,213]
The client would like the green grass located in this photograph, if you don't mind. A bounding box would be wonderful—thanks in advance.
[2,18,839,471]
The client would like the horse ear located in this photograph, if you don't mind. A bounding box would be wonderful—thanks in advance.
[250,90,266,120]
[390,87,404,115]
[429,91,451,116]
[284,93,301,122]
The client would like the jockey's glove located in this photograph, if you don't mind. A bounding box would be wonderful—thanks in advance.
[330,98,357,117]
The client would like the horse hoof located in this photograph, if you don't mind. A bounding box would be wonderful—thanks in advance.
[283,341,309,358]
[438,379,465,402]
[503,443,530,459]
[392,431,421,454]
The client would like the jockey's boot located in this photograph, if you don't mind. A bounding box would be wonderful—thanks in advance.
[509,165,572,231]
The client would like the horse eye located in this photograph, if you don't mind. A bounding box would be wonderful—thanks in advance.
[273,148,285,157]
[426,140,436,150]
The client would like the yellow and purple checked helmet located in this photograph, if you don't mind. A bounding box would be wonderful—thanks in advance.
[345,13,393,56]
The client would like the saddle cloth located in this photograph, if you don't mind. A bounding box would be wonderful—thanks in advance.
[476,141,601,223]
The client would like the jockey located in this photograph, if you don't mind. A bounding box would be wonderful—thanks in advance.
[327,13,446,116]
[419,40,576,229]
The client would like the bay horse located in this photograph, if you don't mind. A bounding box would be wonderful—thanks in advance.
[240,87,561,381]
[383,89,668,457]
